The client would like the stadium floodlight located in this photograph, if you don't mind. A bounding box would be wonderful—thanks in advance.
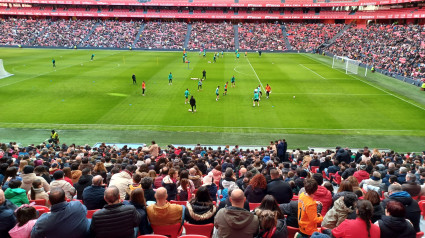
[0,59,13,79]
[332,55,361,75]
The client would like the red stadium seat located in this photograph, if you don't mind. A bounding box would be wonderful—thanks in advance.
[418,201,425,219]
[412,196,419,201]
[287,226,300,238]
[30,199,46,206]
[151,223,183,238]
[333,173,342,185]
[322,171,331,181]
[170,200,187,206]
[291,196,299,201]
[183,223,214,238]
[86,209,99,219]
[138,235,168,238]
[416,231,424,238]
[178,235,208,238]
[310,166,319,173]
[33,205,50,218]
[249,203,261,211]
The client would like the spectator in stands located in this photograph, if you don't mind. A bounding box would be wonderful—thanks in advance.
[82,175,106,210]
[74,168,93,200]
[333,180,355,202]
[376,200,416,238]
[109,165,135,200]
[62,167,74,186]
[8,205,37,238]
[70,163,82,185]
[90,186,141,238]
[353,163,370,184]
[4,180,29,206]
[364,190,384,223]
[154,167,168,188]
[211,165,222,183]
[331,200,380,238]
[128,188,152,235]
[342,162,357,180]
[322,193,357,228]
[147,187,183,226]
[266,168,293,204]
[31,187,89,238]
[92,162,107,184]
[162,168,178,201]
[185,186,217,225]
[2,167,20,190]
[236,167,247,189]
[78,158,93,171]
[299,173,332,216]
[50,170,75,200]
[141,177,156,202]
[244,174,267,203]
[257,209,287,238]
[254,195,284,220]
[0,189,16,238]
[217,183,249,212]
[296,179,323,237]
[20,165,49,193]
[215,189,259,238]
[402,173,421,197]
[34,166,50,184]
[360,171,382,193]
[137,22,187,50]
[381,183,421,232]
[398,167,408,184]
[201,174,217,201]
[280,199,298,228]
[347,175,364,198]
[188,168,201,189]
[28,179,50,207]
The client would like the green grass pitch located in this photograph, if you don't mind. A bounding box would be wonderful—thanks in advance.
[0,48,424,151]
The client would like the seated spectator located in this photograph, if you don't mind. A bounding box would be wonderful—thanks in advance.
[185,186,217,225]
[333,180,355,202]
[162,168,178,201]
[214,189,259,238]
[342,162,357,180]
[322,193,357,229]
[4,179,29,206]
[347,175,364,197]
[299,173,332,216]
[125,173,142,199]
[31,188,89,238]
[28,179,50,207]
[397,167,408,184]
[257,209,287,238]
[8,205,37,238]
[201,174,217,201]
[217,184,250,212]
[353,163,370,184]
[280,200,298,228]
[90,186,141,238]
[154,167,168,188]
[381,183,421,232]
[136,22,187,50]
[141,177,156,202]
[0,189,16,238]
[50,170,75,200]
[211,165,222,183]
[20,165,49,193]
[402,173,421,197]
[178,170,195,194]
[62,167,74,186]
[188,168,202,189]
[189,22,234,50]
[70,163,82,184]
[267,168,293,204]
[376,200,416,238]
[2,167,20,191]
[146,187,183,226]
[296,179,323,237]
[82,175,106,210]
[73,168,93,200]
[254,195,284,220]
[364,190,384,223]
[177,178,190,201]
[109,165,135,200]
[244,174,267,203]
[236,168,247,189]
[331,200,380,238]
[221,168,237,190]
[128,188,152,235]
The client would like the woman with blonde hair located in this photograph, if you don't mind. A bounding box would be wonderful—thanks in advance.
[18,160,28,174]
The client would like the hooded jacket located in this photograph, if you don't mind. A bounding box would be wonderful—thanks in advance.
[27,187,49,207]
[146,202,183,226]
[214,206,259,238]
[382,191,421,232]
[185,201,217,225]
[49,179,75,200]
[4,188,29,206]
[322,196,355,229]
[211,169,222,183]
[371,204,385,223]
[73,175,93,200]
[109,170,132,200]
[244,185,266,203]
[313,186,333,216]
[353,170,370,183]
[189,175,202,189]
[20,173,49,193]
[377,215,416,238]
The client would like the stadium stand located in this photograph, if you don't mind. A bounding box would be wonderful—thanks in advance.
[135,21,188,49]
[188,22,235,50]
[238,23,287,51]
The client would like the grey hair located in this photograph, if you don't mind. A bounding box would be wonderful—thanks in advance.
[388,184,402,193]
[406,173,416,182]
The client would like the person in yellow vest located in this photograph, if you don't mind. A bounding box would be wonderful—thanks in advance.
[421,81,425,91]
[48,130,59,144]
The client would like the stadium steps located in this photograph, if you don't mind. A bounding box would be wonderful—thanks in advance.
[133,23,145,47]
[183,24,192,49]
[280,24,292,51]
[29,21,51,46]
[233,24,239,50]
[79,22,100,47]
[328,23,351,44]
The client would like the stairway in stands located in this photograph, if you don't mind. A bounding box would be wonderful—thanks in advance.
[280,24,292,51]
[328,23,351,45]
[78,22,99,47]
[233,24,239,50]
[183,24,192,49]
[133,23,145,47]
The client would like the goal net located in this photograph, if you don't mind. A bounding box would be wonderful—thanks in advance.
[332,55,361,75]
[0,59,13,79]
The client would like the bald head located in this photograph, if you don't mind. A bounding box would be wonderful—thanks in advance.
[49,187,66,205]
[104,186,120,204]
[240,168,247,176]
[92,175,103,186]
[189,168,196,175]
[155,187,168,201]
[230,189,245,208]
[0,190,4,205]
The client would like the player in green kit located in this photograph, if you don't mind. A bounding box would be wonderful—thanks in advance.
[168,72,173,85]
[231,75,235,87]
[253,89,260,107]
[184,88,190,104]
[198,79,202,91]
[221,51,224,57]
[91,54,95,61]
[215,86,220,101]
[52,59,56,68]
[213,54,216,63]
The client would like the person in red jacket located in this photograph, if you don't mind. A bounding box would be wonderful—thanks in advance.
[298,173,332,216]
[296,179,323,238]
[353,163,370,184]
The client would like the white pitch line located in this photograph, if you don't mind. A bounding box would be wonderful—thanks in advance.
[301,54,425,112]
[272,93,389,96]
[299,64,326,79]
[246,57,265,92]
[0,123,422,132]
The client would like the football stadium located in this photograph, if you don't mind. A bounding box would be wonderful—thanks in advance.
[1,0,425,237]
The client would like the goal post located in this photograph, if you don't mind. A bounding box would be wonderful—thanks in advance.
[0,59,13,79]
[332,55,361,75]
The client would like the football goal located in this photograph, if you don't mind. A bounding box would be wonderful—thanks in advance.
[0,59,13,79]
[332,55,365,75]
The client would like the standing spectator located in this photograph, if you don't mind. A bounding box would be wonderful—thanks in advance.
[109,165,134,200]
[267,168,293,204]
[4,180,29,206]
[215,189,259,238]
[277,140,287,163]
[296,179,323,237]
[31,188,89,238]
[185,186,217,225]
[376,200,416,238]
[148,141,159,157]
[146,187,183,226]
[90,186,141,238]
[244,174,267,203]
[8,205,37,238]
[0,189,16,238]
[129,188,152,235]
[73,168,93,200]
[82,175,106,210]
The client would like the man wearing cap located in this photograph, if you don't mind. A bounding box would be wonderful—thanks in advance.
[49,170,75,200]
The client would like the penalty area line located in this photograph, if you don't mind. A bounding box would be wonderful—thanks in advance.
[246,57,266,92]
[299,64,326,79]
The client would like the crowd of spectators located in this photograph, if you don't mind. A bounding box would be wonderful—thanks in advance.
[189,22,235,50]
[0,139,424,238]
[135,21,187,49]
[285,23,345,52]
[326,24,425,80]
[238,23,287,51]
[34,19,96,48]
[0,18,50,46]
[83,20,142,48]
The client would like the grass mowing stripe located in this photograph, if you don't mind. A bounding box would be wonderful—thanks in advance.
[272,93,388,96]
[246,57,265,92]
[301,53,425,111]
[299,64,326,79]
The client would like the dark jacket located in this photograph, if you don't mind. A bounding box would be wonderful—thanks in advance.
[266,178,293,204]
[203,184,217,201]
[402,182,421,197]
[217,198,250,212]
[74,174,93,200]
[189,97,196,106]
[143,188,156,202]
[378,215,416,238]
[258,219,287,238]
[382,191,421,232]
[371,204,385,223]
[341,168,356,180]
[319,160,332,173]
[280,201,298,228]
[129,202,152,235]
[82,185,106,210]
[398,173,407,184]
[185,201,217,225]
[333,191,356,202]
[0,200,17,238]
[244,185,266,203]
[31,201,89,238]
[90,203,141,238]
[336,149,350,164]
